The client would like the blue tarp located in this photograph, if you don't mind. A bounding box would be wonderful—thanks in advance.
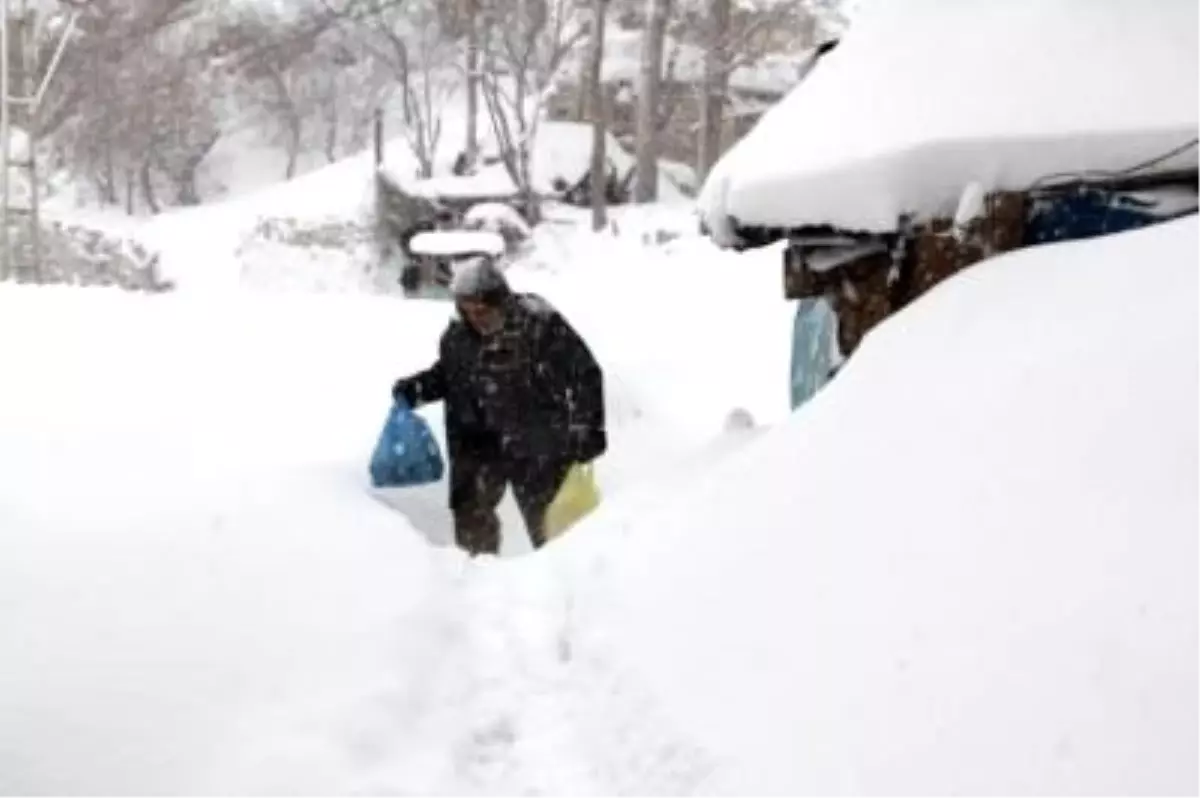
[369,400,445,488]
[790,297,837,411]
[1024,188,1168,247]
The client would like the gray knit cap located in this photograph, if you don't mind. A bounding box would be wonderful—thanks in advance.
[450,256,511,306]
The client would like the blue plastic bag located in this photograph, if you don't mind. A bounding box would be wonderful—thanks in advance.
[369,400,445,488]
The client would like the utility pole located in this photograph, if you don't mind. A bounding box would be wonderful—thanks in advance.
[0,0,82,282]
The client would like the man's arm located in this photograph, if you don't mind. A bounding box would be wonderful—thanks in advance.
[545,311,606,460]
[394,323,465,407]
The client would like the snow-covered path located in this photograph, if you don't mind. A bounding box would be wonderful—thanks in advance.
[0,229,791,793]
[238,554,718,795]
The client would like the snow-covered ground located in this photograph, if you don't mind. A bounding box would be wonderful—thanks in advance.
[578,216,1199,794]
[0,184,793,792]
[1,139,1196,792]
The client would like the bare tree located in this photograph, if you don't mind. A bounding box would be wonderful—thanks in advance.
[315,40,396,163]
[588,0,609,230]
[633,0,671,201]
[696,0,816,177]
[477,0,588,219]
[329,0,457,178]
[221,7,325,178]
[38,0,205,140]
[42,0,224,212]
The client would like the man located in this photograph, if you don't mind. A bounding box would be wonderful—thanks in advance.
[392,257,606,555]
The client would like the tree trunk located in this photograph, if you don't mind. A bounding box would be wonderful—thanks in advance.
[139,159,160,215]
[575,23,591,120]
[517,106,540,223]
[94,175,112,206]
[374,108,384,166]
[175,172,200,206]
[323,83,340,163]
[124,168,135,215]
[698,0,730,180]
[420,61,442,176]
[634,0,670,202]
[391,37,413,126]
[174,134,218,206]
[102,140,117,204]
[464,0,480,159]
[587,0,608,231]
[284,111,302,179]
[412,103,433,178]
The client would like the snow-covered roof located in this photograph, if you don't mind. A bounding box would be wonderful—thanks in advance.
[699,0,1199,243]
[409,230,505,257]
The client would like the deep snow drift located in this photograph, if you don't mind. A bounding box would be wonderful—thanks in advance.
[559,215,1199,794]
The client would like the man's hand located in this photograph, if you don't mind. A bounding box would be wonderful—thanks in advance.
[392,378,416,407]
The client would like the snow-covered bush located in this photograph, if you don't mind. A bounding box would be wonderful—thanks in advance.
[5,221,170,292]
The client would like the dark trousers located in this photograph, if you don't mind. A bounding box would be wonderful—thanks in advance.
[450,453,570,555]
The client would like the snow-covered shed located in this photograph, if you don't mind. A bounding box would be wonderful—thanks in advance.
[695,0,1198,407]
[699,0,1198,246]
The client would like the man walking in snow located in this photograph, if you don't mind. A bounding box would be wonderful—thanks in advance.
[392,258,606,555]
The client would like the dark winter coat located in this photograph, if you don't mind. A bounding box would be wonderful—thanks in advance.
[393,293,607,468]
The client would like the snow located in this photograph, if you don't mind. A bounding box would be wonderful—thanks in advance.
[699,0,1200,240]
[0,290,453,793]
[562,215,1200,794]
[0,208,795,792]
[4,127,30,161]
[410,229,506,257]
[1,132,1194,793]
[463,202,534,238]
[391,122,640,201]
[659,159,698,196]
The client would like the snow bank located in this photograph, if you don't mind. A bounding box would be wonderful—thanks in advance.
[118,140,402,292]
[562,216,1199,793]
[0,289,459,793]
[700,0,1199,240]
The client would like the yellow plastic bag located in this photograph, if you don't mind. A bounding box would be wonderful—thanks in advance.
[543,463,601,541]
